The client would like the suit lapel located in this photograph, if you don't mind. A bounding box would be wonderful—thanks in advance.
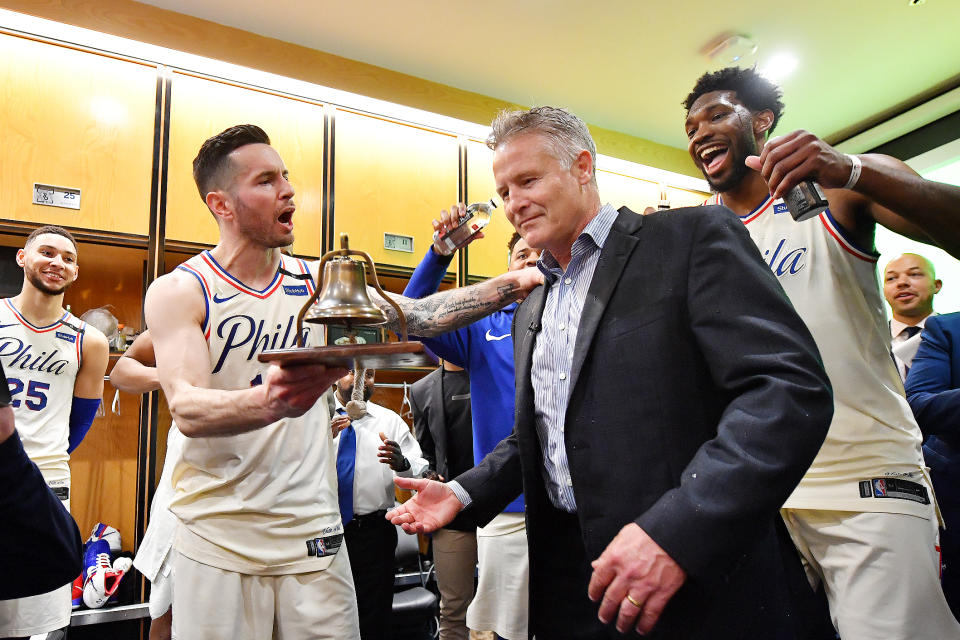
[567,208,643,394]
[431,369,448,467]
[515,284,548,399]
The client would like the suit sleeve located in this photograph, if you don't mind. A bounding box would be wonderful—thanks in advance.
[409,381,437,473]
[636,207,833,578]
[0,429,83,599]
[906,316,960,435]
[452,431,523,527]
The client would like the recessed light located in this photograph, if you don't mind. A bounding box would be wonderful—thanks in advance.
[759,53,798,82]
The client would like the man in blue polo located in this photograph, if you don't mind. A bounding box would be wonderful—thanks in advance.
[404,208,538,640]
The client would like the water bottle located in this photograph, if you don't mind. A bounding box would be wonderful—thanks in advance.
[433,199,497,254]
[784,180,829,222]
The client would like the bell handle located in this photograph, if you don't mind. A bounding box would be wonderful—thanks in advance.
[294,246,408,347]
[294,247,350,347]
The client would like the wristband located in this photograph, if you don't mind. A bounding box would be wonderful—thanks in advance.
[843,154,862,190]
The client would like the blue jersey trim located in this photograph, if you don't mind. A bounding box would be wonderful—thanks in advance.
[203,250,282,295]
[176,265,211,336]
[822,209,880,259]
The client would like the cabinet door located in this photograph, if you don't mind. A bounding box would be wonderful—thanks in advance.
[464,140,513,280]
[597,168,708,214]
[0,34,156,234]
[165,72,326,256]
[333,109,459,273]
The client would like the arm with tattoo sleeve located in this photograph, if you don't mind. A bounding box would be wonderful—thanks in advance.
[372,266,542,337]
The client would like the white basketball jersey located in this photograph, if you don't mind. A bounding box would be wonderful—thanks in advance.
[169,251,343,575]
[0,298,83,484]
[709,195,932,517]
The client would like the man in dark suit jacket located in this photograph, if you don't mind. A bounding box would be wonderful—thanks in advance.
[388,106,833,639]
[906,311,960,620]
[410,362,477,640]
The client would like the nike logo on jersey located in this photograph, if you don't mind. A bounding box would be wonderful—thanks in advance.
[212,292,241,304]
[485,330,510,342]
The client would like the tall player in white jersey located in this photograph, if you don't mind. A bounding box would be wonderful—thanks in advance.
[683,67,960,639]
[0,225,109,638]
[144,125,541,640]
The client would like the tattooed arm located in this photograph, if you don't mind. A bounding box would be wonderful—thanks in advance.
[372,266,543,337]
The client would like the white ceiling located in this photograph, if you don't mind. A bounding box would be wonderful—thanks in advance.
[136,0,960,153]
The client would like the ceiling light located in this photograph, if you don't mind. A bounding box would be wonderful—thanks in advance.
[702,34,757,65]
[759,53,798,82]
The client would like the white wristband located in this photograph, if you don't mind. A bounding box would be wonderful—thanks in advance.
[843,154,862,190]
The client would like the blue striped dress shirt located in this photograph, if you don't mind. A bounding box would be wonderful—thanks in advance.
[532,203,619,512]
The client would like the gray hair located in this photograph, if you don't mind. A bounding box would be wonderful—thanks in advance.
[486,107,597,184]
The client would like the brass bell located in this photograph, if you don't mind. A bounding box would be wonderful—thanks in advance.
[303,256,387,328]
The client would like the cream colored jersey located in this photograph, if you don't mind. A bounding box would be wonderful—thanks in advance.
[708,195,932,518]
[0,299,83,487]
[169,251,343,575]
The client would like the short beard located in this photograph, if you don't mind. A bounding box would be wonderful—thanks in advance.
[25,270,71,296]
[707,161,752,194]
[338,385,373,403]
[709,118,761,194]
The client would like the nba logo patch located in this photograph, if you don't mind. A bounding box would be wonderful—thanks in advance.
[872,478,887,497]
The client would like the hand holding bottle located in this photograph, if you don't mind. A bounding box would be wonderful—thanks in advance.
[431,200,496,255]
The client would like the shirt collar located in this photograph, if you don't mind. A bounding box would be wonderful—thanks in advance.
[537,203,619,281]
[890,312,935,338]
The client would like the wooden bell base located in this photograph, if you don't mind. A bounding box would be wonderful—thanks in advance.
[257,341,435,370]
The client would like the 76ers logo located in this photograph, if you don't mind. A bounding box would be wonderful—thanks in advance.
[762,238,807,277]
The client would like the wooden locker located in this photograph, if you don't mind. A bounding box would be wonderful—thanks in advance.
[332,109,459,272]
[165,72,326,257]
[0,34,156,235]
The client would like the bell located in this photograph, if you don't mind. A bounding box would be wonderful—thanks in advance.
[303,256,387,327]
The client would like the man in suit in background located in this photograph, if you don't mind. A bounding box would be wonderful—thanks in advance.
[410,362,476,640]
[0,358,83,639]
[884,253,942,380]
[906,311,960,621]
[388,106,833,639]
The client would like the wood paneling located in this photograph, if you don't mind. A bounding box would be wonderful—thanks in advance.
[0,33,157,234]
[165,72,326,255]
[333,109,459,271]
[597,168,708,214]
[0,0,697,176]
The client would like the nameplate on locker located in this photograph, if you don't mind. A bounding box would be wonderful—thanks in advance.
[33,183,81,210]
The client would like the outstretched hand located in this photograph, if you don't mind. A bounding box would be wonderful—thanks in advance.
[745,130,854,200]
[385,476,464,533]
[587,523,686,636]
